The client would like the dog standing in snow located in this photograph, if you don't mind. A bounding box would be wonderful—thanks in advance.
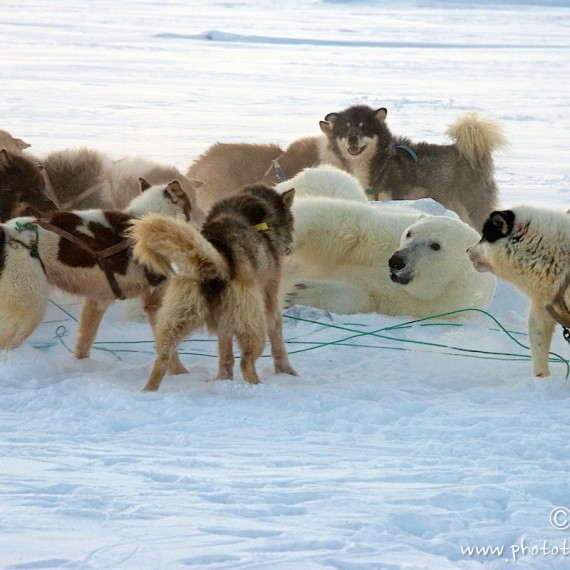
[468,205,570,377]
[129,184,297,391]
[319,105,508,230]
[0,179,193,370]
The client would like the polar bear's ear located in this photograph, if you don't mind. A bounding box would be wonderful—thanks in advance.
[483,210,515,243]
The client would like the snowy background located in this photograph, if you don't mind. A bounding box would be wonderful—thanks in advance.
[3,0,570,568]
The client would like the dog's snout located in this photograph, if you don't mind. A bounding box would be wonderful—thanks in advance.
[389,253,406,271]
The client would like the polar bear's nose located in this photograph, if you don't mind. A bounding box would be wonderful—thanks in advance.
[389,253,406,270]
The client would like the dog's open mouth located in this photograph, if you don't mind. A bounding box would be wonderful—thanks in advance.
[390,272,412,285]
[347,145,366,157]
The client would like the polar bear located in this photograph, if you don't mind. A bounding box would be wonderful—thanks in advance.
[467,205,570,377]
[276,164,368,202]
[283,197,496,318]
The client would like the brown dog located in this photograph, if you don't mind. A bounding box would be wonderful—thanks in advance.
[186,137,334,213]
[129,184,297,392]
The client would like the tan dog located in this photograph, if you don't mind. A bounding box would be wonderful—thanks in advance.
[129,184,297,391]
[0,179,192,368]
[186,136,336,213]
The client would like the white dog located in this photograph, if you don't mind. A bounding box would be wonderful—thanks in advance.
[468,205,570,376]
[0,179,193,367]
[283,196,496,318]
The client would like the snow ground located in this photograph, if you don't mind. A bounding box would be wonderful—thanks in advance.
[2,1,570,568]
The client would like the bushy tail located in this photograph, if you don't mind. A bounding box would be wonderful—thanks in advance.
[128,213,229,281]
[446,112,509,172]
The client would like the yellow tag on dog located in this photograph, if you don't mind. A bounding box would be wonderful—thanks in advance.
[251,222,269,231]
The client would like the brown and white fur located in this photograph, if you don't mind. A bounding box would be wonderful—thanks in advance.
[319,105,508,230]
[129,184,297,392]
[0,179,192,366]
[186,136,339,213]
[35,149,206,224]
[468,205,570,377]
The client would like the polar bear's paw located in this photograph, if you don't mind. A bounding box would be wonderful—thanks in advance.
[283,277,374,314]
[284,280,320,309]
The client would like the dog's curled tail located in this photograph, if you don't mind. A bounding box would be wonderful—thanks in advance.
[128,213,229,281]
[446,112,509,172]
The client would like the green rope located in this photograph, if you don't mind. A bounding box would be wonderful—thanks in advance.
[44,301,570,378]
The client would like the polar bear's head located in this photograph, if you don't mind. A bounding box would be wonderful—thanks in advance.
[388,216,483,300]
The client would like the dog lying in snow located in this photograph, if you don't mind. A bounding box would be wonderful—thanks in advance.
[0,179,193,370]
[468,205,570,377]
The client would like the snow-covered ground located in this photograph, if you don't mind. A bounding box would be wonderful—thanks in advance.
[3,1,570,568]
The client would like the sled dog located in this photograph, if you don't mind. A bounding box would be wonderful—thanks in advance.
[34,149,206,224]
[186,136,333,213]
[129,184,297,391]
[468,205,570,377]
[0,179,192,367]
[319,105,508,230]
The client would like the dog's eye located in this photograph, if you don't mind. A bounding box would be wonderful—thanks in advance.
[430,242,441,251]
[406,231,412,238]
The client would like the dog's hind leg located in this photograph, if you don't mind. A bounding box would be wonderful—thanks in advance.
[215,333,235,380]
[236,329,265,385]
[142,286,187,376]
[143,288,202,392]
[75,298,113,359]
[265,285,297,376]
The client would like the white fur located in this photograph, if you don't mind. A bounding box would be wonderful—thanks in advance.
[283,197,496,317]
[468,204,570,376]
[276,165,368,202]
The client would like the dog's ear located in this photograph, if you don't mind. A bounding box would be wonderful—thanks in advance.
[483,210,515,242]
[164,179,184,203]
[281,187,295,208]
[375,108,388,123]
[0,148,13,172]
[188,178,204,190]
[138,177,152,192]
[15,137,31,150]
[319,119,335,136]
[324,112,338,124]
